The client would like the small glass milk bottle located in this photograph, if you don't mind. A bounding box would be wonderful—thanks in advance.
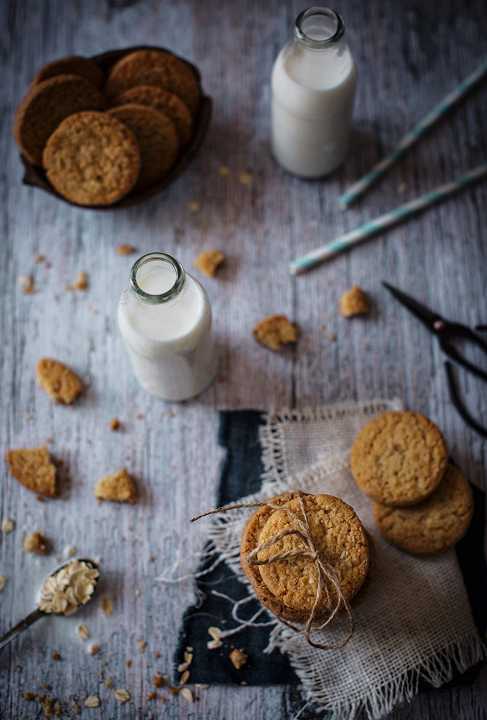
[271,6,357,178]
[118,252,217,401]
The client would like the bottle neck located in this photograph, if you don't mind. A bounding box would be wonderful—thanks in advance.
[130,252,186,305]
[294,7,345,50]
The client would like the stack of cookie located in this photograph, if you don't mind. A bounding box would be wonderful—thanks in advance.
[351,411,473,555]
[14,49,200,206]
[240,491,370,625]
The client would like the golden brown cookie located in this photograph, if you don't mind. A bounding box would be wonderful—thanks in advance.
[36,358,84,404]
[108,104,179,190]
[5,447,57,497]
[42,111,140,206]
[241,492,369,623]
[33,56,104,89]
[105,49,200,114]
[253,315,298,351]
[340,286,370,317]
[95,469,137,504]
[351,411,448,507]
[14,74,105,165]
[194,249,224,277]
[373,464,473,555]
[113,85,192,145]
[23,531,50,555]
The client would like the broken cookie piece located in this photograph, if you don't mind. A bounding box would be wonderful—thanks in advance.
[253,315,298,351]
[5,447,57,497]
[95,469,137,504]
[229,648,248,670]
[340,286,370,318]
[23,531,50,555]
[194,249,224,278]
[36,358,84,405]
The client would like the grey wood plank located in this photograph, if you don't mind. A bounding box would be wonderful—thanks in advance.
[0,0,486,718]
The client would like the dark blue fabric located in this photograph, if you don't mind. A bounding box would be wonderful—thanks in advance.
[174,411,486,695]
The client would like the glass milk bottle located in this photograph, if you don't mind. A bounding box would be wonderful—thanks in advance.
[118,252,217,401]
[271,6,357,177]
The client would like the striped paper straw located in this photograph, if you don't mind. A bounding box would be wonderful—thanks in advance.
[290,164,487,275]
[339,58,487,208]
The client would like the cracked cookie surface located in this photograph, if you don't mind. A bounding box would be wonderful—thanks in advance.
[373,464,473,555]
[241,492,369,623]
[351,411,448,507]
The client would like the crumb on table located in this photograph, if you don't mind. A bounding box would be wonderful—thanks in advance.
[193,250,225,278]
[23,531,50,555]
[253,315,298,351]
[340,286,370,318]
[116,244,137,256]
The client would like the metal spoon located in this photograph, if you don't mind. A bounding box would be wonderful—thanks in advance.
[0,558,99,651]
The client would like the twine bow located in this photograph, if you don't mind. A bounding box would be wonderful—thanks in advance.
[192,492,354,650]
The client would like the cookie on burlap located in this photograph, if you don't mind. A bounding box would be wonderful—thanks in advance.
[113,85,192,145]
[36,358,84,404]
[108,104,179,190]
[351,411,448,507]
[5,447,57,497]
[33,56,104,89]
[105,49,200,114]
[95,469,137,504]
[42,111,140,206]
[241,492,369,623]
[14,74,105,165]
[373,464,473,555]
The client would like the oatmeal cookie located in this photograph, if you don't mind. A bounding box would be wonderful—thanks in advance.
[113,85,192,145]
[351,411,448,507]
[5,447,57,497]
[33,56,104,89]
[36,358,84,404]
[373,464,473,554]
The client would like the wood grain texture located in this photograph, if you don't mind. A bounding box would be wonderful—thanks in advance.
[0,0,486,717]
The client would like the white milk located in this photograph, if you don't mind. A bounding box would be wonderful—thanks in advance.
[271,7,357,178]
[118,252,216,401]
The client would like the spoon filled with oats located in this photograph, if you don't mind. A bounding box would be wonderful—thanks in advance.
[0,558,99,650]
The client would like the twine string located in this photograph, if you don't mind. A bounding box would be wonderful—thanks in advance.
[192,492,354,650]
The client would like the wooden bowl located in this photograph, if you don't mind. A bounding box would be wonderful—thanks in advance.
[20,45,212,210]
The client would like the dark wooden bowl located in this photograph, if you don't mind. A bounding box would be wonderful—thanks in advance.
[20,45,212,210]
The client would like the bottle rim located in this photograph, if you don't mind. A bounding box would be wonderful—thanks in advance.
[130,252,186,305]
[294,7,345,49]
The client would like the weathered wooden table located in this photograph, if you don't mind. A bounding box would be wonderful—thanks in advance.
[1,0,486,717]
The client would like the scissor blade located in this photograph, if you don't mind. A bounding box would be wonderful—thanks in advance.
[382,282,442,330]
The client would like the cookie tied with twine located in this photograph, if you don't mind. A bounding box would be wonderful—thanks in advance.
[192,491,370,649]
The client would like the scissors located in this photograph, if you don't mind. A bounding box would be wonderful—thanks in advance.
[382,282,487,438]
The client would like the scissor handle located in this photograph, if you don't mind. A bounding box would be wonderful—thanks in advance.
[438,323,487,382]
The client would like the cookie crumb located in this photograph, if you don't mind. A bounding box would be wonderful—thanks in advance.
[239,171,253,186]
[104,677,114,689]
[147,691,157,701]
[64,545,77,558]
[101,595,113,616]
[1,517,15,534]
[114,688,130,704]
[180,688,193,703]
[137,640,147,654]
[194,249,224,278]
[229,648,248,669]
[19,275,35,294]
[36,357,84,405]
[126,659,133,668]
[88,643,101,656]
[218,165,230,176]
[153,673,166,688]
[51,650,62,661]
[5,446,57,497]
[67,271,89,291]
[116,244,136,256]
[23,531,50,555]
[78,624,90,640]
[84,695,100,708]
[109,418,121,431]
[253,315,298,351]
[340,286,370,318]
[95,468,137,504]
[35,254,46,264]
[187,200,200,213]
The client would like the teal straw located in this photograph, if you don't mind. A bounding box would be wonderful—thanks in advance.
[290,164,487,275]
[339,58,487,208]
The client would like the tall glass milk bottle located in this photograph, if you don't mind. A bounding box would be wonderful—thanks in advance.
[271,7,357,178]
[118,252,217,401]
